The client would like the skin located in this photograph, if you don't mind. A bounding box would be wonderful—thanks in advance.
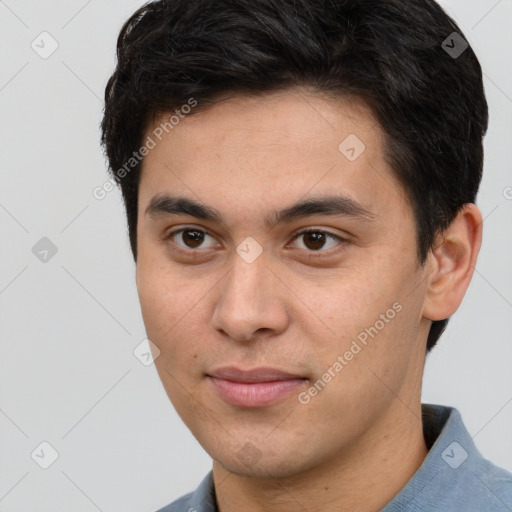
[135,89,482,512]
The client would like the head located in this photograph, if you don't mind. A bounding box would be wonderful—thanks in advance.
[100,0,487,479]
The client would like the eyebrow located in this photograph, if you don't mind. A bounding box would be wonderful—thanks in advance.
[145,193,375,229]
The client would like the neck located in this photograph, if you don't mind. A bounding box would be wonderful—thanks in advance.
[213,400,428,512]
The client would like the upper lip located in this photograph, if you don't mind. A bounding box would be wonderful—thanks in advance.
[208,366,306,383]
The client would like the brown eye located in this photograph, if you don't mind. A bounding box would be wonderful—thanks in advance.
[291,229,345,254]
[302,232,327,250]
[167,228,218,251]
[181,229,205,248]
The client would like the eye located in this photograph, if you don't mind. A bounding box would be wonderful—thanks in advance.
[164,226,347,257]
[166,227,219,251]
[289,229,346,254]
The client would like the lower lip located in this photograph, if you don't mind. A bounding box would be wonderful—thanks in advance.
[208,377,307,408]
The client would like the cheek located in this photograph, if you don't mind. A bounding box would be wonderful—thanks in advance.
[136,260,219,376]
[138,267,206,417]
[137,264,170,334]
[296,270,383,339]
[295,261,418,376]
[137,260,187,347]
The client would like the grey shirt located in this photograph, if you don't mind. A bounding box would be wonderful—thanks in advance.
[156,404,512,511]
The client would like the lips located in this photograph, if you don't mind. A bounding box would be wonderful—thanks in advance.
[207,366,308,407]
[209,366,305,383]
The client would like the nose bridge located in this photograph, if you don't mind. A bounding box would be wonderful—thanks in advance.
[212,245,287,341]
[223,246,272,308]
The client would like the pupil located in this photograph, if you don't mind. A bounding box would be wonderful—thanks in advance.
[305,232,325,250]
[184,230,204,248]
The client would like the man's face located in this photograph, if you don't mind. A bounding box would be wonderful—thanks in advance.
[136,90,433,478]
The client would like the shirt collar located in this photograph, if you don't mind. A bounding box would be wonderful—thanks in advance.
[382,403,511,511]
[182,404,508,511]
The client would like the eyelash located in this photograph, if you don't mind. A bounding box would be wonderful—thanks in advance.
[164,226,347,258]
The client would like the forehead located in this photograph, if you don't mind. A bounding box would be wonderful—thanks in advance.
[138,89,411,230]
[147,90,379,155]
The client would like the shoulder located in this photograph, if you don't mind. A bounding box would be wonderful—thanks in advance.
[438,405,512,508]
[155,490,195,512]
[430,404,512,509]
[154,471,216,512]
[423,457,512,512]
[471,455,512,509]
[383,404,512,511]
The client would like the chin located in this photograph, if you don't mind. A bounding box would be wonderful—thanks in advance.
[208,436,321,481]
[215,455,305,480]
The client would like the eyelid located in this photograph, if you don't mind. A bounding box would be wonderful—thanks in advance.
[165,225,220,251]
[164,225,348,255]
[288,227,348,256]
[290,226,346,240]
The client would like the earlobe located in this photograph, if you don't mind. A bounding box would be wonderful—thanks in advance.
[422,204,483,321]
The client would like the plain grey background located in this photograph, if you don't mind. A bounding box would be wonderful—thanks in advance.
[0,1,511,510]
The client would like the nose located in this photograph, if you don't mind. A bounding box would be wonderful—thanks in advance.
[211,250,289,343]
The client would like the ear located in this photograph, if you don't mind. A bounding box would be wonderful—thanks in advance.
[422,203,483,321]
